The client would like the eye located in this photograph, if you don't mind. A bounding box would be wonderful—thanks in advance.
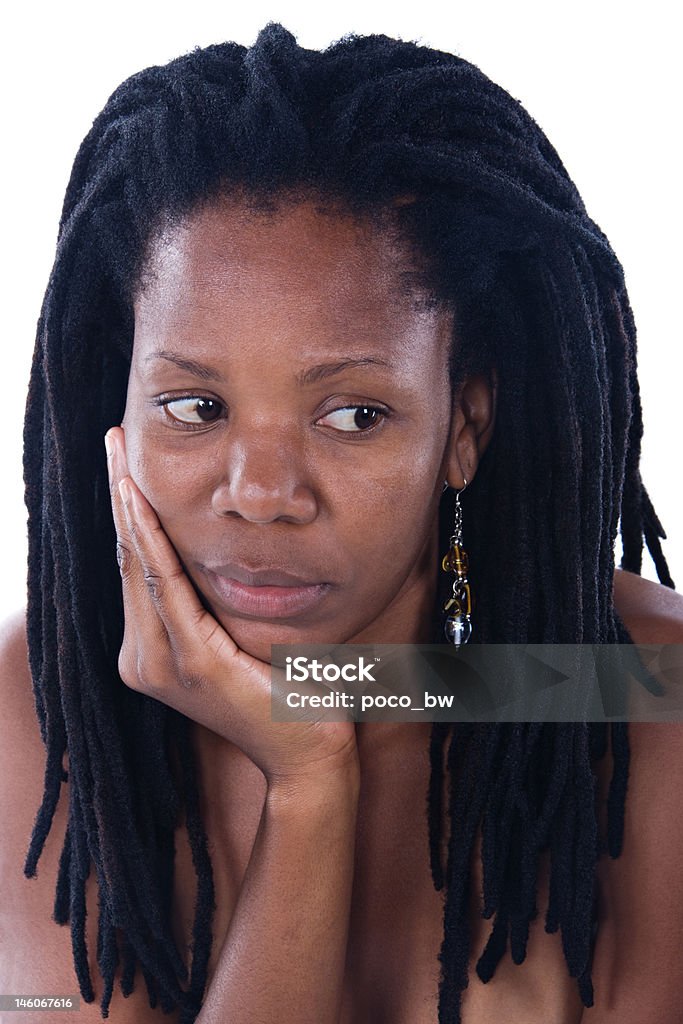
[318,405,385,433]
[160,396,225,425]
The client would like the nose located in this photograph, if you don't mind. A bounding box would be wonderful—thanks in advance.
[211,433,318,525]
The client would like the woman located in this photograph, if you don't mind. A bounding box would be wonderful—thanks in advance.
[1,23,682,1024]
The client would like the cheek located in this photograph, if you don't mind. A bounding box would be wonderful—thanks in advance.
[347,429,445,511]
[121,421,213,534]
[332,453,441,578]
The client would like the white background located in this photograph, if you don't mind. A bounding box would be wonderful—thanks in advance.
[0,0,680,620]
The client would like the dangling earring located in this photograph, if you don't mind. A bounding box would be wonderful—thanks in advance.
[442,478,473,647]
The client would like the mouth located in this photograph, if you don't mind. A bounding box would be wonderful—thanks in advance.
[200,562,332,620]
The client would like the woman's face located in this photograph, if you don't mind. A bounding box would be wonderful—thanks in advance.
[122,197,488,662]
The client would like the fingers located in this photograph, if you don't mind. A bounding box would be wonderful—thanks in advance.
[117,474,238,663]
[105,426,175,685]
[105,428,150,602]
[102,430,356,779]
[104,427,239,702]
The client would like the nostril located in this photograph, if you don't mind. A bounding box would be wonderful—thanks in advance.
[210,478,318,525]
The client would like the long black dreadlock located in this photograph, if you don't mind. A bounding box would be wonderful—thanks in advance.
[22,23,675,1024]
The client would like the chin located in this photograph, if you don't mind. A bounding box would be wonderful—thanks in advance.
[211,610,346,665]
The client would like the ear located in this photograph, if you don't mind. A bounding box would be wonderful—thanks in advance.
[444,370,497,488]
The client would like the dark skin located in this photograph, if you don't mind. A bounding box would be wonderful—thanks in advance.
[101,197,500,1021]
[2,196,683,1019]
[109,195,497,776]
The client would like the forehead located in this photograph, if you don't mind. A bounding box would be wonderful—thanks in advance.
[133,196,452,366]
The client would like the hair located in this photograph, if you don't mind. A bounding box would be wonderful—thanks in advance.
[22,23,675,1024]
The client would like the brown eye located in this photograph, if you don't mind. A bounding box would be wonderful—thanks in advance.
[318,405,384,432]
[352,406,379,430]
[163,397,224,424]
[194,398,221,422]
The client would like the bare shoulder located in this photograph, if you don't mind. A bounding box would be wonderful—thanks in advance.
[0,609,45,831]
[0,608,34,734]
[0,611,181,1022]
[590,731,683,1021]
[587,572,683,1021]
[612,565,683,750]
[613,566,683,643]
[611,566,683,757]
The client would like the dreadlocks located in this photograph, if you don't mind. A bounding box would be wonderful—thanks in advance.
[22,22,675,1024]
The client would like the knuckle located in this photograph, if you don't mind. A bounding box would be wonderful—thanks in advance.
[118,648,142,690]
[116,541,133,578]
[129,648,198,696]
[143,570,164,601]
[134,655,171,695]
[127,518,143,547]
[118,644,173,696]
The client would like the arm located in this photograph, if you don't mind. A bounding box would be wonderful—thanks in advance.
[102,427,361,1021]
[0,609,358,1024]
[197,770,359,1024]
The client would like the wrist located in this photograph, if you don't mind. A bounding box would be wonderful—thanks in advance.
[266,758,361,812]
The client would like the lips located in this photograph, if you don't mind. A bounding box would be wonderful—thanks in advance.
[209,563,322,588]
[200,562,331,619]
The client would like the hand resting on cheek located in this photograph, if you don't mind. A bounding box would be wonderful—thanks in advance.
[105,425,359,790]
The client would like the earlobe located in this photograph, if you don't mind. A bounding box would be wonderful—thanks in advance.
[444,370,497,489]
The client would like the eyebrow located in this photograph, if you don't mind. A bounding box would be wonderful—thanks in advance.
[146,350,226,382]
[296,357,391,386]
[146,351,390,385]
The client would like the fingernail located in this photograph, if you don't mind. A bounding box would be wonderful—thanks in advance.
[104,432,114,458]
[119,479,132,506]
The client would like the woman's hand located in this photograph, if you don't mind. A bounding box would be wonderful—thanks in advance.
[105,426,359,789]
